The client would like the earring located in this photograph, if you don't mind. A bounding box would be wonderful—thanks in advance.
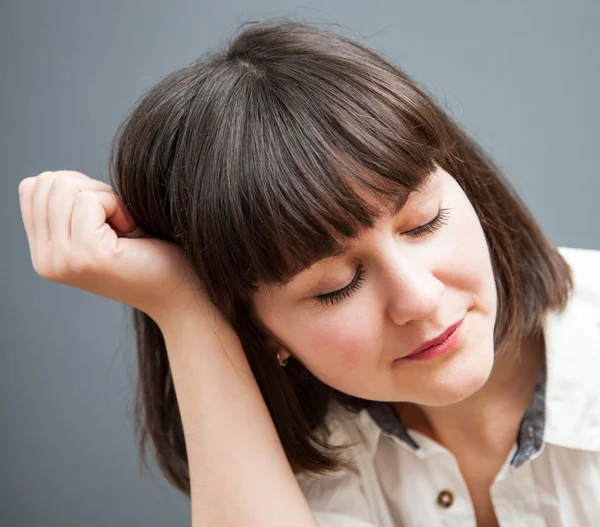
[277,351,289,367]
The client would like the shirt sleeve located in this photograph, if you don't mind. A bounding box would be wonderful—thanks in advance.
[296,467,377,527]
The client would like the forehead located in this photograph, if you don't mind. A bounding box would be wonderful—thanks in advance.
[328,166,441,244]
[350,170,434,216]
[270,169,442,290]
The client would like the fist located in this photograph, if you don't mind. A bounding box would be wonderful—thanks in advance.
[18,170,204,326]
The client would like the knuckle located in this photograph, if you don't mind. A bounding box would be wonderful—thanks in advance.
[18,177,36,195]
[29,171,52,187]
[37,171,56,184]
[32,258,52,279]
[57,170,92,181]
[32,246,56,279]
[48,174,63,195]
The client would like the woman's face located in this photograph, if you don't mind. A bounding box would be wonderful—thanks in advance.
[251,166,498,407]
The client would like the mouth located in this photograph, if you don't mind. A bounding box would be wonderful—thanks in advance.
[400,317,465,362]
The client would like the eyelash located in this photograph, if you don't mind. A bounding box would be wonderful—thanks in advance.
[314,207,452,307]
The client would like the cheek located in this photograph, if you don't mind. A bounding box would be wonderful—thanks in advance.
[443,198,497,311]
[304,303,382,372]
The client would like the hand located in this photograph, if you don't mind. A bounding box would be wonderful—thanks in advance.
[18,170,206,326]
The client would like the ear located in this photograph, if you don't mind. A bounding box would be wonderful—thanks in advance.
[264,337,291,362]
[277,350,291,362]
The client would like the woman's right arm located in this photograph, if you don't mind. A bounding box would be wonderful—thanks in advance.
[156,305,320,527]
[18,170,320,527]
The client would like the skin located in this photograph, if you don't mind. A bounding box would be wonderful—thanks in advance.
[252,165,498,407]
[19,170,321,527]
[252,165,546,526]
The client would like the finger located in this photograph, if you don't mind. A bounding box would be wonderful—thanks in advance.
[48,178,135,248]
[18,176,38,257]
[32,171,56,255]
[105,195,137,234]
[48,178,80,248]
[54,170,116,194]
[70,190,130,244]
[55,172,136,233]
[52,170,112,190]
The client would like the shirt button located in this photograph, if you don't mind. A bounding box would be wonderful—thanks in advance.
[437,490,454,508]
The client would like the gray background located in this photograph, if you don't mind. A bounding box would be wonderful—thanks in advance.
[2,0,598,525]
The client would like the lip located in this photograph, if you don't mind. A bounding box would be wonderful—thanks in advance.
[402,317,465,361]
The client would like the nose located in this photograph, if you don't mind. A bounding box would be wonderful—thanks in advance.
[382,250,444,326]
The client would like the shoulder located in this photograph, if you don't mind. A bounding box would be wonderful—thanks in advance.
[295,400,371,487]
[558,245,600,273]
[294,402,377,525]
[557,246,600,308]
[544,246,600,449]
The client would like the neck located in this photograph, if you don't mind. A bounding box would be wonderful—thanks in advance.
[394,332,546,456]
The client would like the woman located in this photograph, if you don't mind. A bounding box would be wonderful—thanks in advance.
[18,18,600,527]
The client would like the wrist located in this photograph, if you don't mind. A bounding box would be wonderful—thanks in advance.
[150,290,214,331]
[155,299,242,356]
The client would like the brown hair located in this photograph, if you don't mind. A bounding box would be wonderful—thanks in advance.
[108,18,573,497]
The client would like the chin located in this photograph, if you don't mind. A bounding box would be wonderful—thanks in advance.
[408,346,495,407]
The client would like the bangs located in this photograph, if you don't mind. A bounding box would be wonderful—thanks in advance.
[107,19,576,488]
[192,49,451,300]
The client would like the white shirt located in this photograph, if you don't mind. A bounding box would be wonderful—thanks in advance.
[295,246,600,527]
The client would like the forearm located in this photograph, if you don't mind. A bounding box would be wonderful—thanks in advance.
[159,307,318,527]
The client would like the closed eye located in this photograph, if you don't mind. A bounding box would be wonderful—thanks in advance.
[314,207,452,307]
[405,206,451,237]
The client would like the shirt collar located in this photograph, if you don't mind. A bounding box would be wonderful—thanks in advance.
[363,361,548,467]
[543,287,600,451]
